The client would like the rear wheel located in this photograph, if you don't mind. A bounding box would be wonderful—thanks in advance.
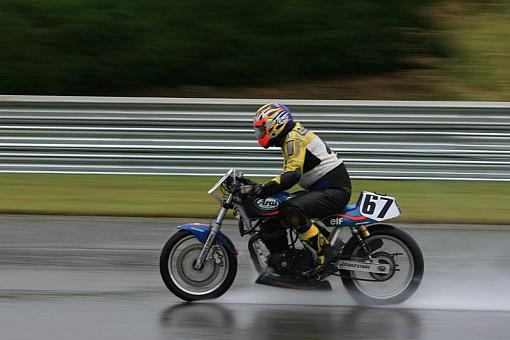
[160,230,237,301]
[340,224,423,305]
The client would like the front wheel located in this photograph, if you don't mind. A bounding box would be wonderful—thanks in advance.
[160,230,237,301]
[340,224,424,306]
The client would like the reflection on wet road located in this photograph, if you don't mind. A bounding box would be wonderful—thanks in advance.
[161,303,424,339]
[1,215,510,340]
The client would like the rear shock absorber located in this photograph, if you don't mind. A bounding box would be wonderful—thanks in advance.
[351,226,372,257]
[358,225,371,238]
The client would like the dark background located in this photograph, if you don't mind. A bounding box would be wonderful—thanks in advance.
[0,0,443,95]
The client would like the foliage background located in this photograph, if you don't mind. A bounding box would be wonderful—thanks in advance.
[0,0,443,95]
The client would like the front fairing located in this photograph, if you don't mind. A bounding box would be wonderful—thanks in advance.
[242,192,291,219]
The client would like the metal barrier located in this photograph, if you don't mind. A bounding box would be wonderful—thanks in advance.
[1,96,509,181]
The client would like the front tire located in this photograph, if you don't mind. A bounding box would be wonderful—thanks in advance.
[340,224,424,306]
[160,230,237,301]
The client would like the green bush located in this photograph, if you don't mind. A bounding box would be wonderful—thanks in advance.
[0,0,442,94]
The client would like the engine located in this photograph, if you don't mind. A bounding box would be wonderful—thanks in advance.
[257,219,315,277]
[267,249,315,277]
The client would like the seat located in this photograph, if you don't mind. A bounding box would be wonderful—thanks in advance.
[320,196,370,227]
[340,204,357,213]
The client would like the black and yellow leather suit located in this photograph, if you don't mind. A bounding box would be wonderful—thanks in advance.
[259,122,351,245]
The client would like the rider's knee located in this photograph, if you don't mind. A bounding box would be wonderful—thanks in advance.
[280,201,309,231]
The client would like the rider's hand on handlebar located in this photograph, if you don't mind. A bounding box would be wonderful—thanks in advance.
[237,184,262,196]
[239,176,258,186]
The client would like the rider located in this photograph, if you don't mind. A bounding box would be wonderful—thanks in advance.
[241,102,352,266]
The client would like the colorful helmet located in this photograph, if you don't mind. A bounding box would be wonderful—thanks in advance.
[253,103,294,148]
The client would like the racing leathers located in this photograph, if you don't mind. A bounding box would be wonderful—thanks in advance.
[256,122,352,263]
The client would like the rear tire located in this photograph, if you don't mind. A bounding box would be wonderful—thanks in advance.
[340,224,423,306]
[160,230,237,301]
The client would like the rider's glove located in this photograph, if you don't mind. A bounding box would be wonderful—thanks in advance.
[238,184,262,196]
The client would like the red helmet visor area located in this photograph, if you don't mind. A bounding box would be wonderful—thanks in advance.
[254,118,270,148]
[254,125,266,139]
[257,133,270,148]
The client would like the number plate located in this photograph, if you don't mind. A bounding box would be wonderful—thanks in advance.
[360,191,400,221]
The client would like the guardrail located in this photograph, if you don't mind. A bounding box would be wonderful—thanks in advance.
[1,96,509,181]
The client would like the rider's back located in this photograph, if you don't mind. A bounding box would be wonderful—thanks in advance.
[282,122,350,190]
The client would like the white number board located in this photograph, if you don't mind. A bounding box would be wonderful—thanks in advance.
[359,191,400,221]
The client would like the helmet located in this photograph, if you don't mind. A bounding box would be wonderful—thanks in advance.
[253,103,294,148]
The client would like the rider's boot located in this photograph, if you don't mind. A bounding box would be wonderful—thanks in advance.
[299,224,340,265]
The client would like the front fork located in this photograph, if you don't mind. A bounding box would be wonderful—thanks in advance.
[194,193,234,269]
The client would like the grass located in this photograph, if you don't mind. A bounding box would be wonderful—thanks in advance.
[430,1,510,101]
[0,174,508,224]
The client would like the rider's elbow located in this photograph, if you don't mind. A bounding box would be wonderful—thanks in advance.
[279,170,301,190]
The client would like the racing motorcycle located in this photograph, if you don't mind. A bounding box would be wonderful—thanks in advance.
[160,169,424,305]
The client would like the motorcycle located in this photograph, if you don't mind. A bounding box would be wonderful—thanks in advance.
[160,169,424,305]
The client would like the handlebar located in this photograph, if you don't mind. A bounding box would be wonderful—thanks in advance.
[209,168,258,203]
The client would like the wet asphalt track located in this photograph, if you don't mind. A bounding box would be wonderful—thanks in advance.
[1,215,510,340]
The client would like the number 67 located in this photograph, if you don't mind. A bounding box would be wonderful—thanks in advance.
[362,194,394,219]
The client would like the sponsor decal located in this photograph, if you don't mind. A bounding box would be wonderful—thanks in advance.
[338,261,371,270]
[190,227,205,232]
[255,197,280,211]
[329,217,344,226]
[276,116,288,125]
